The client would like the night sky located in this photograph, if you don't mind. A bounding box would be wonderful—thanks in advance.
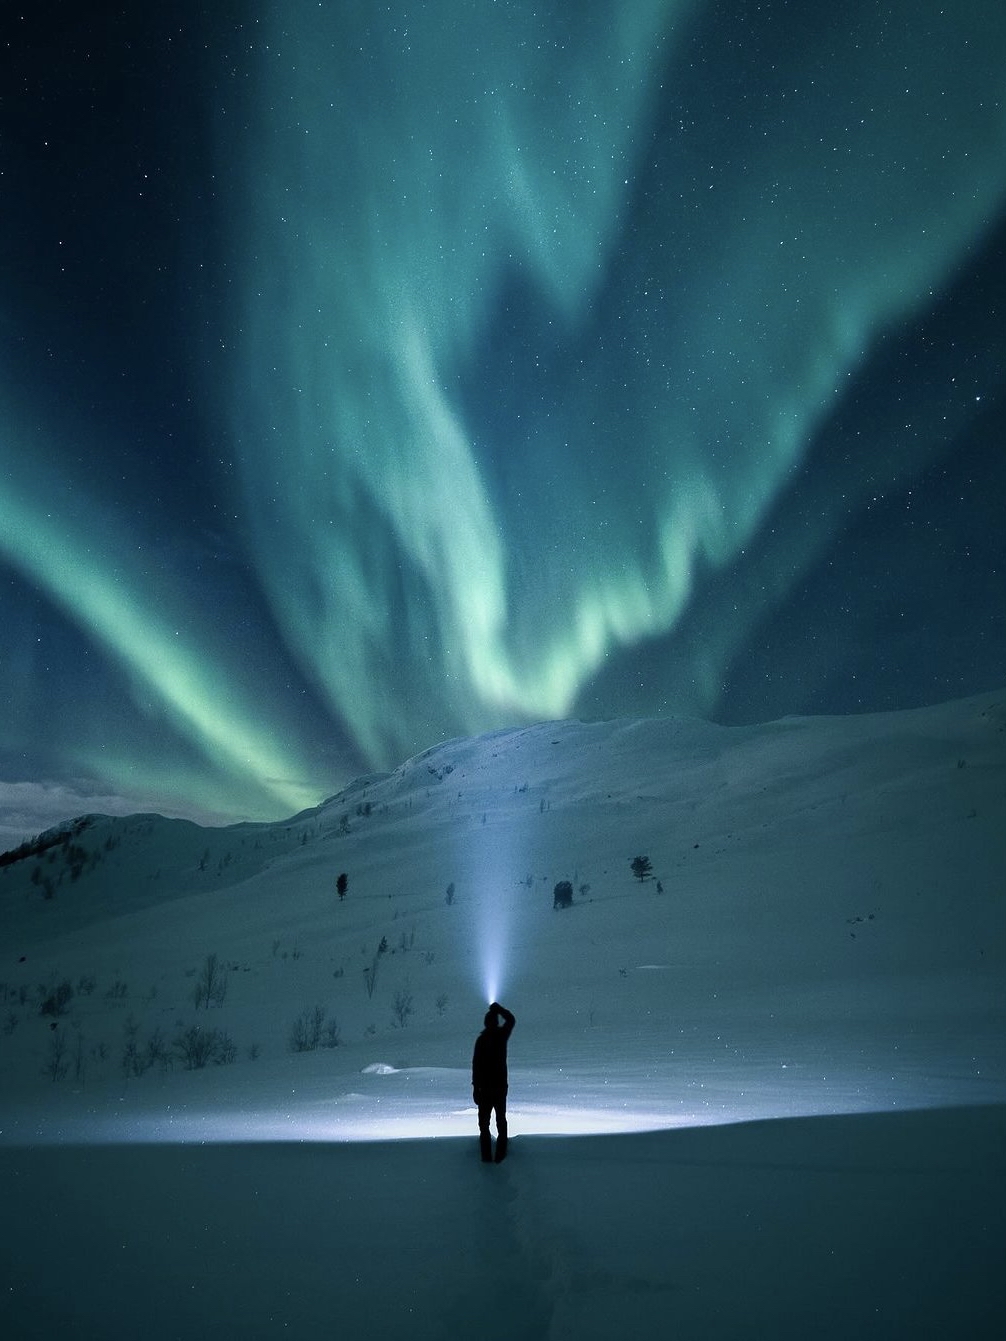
[2,1,1004,844]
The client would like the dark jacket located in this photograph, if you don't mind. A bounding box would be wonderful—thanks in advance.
[472,1005,515,1100]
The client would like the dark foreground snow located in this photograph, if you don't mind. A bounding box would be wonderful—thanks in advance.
[2,1104,1003,1340]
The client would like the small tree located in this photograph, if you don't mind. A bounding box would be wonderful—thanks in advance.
[337,872,348,900]
[630,855,653,882]
[72,1028,87,1084]
[121,1014,141,1077]
[44,1028,69,1082]
[392,984,414,1029]
[363,948,380,999]
[192,953,227,1010]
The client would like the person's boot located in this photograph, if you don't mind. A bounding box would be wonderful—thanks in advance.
[480,1131,493,1162]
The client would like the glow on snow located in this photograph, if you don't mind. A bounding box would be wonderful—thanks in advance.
[24,1058,973,1147]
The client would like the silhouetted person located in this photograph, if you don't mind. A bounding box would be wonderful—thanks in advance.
[472,1001,515,1163]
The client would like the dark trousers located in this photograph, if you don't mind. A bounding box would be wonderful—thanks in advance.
[477,1092,508,1162]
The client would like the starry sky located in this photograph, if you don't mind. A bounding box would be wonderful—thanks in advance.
[2,0,1004,845]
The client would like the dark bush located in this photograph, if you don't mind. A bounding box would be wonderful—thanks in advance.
[174,1025,236,1070]
[39,980,74,1017]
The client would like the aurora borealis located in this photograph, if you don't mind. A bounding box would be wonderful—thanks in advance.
[2,1,1004,843]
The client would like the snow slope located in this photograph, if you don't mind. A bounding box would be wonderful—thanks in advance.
[1,692,1004,1336]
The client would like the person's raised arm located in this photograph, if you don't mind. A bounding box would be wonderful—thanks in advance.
[492,1002,515,1034]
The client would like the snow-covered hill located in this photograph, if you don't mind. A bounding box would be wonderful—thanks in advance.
[1,693,1004,1337]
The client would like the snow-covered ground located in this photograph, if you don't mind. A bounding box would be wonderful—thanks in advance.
[1,693,1004,1337]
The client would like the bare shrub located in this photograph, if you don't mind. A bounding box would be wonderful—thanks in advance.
[69,1028,87,1083]
[215,1033,237,1065]
[192,953,228,1010]
[363,950,380,999]
[44,1028,69,1082]
[175,1025,215,1069]
[145,1027,172,1074]
[123,1017,172,1078]
[174,1025,235,1070]
[289,1006,340,1052]
[323,1019,341,1048]
[121,1014,145,1077]
[289,1005,325,1052]
[392,984,414,1029]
